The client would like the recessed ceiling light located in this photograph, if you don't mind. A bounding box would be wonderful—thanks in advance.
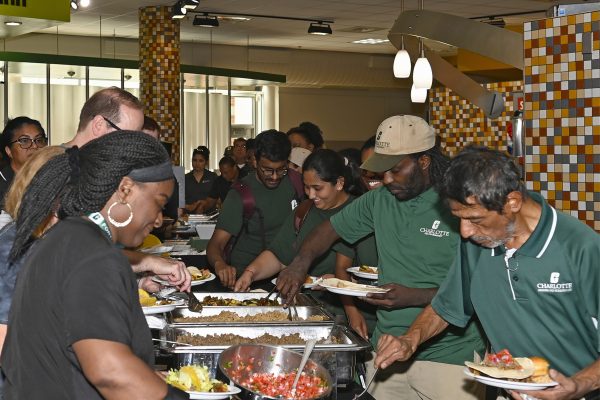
[5,21,22,26]
[351,38,390,44]
[80,0,91,7]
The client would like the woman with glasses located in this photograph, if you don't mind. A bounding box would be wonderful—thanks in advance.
[184,146,217,214]
[0,117,47,208]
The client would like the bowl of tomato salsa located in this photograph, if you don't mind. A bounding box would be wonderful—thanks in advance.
[218,344,332,400]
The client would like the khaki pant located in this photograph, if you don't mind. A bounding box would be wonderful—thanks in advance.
[365,352,486,400]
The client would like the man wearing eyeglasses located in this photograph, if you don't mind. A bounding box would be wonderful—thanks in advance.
[207,129,303,289]
[65,86,145,148]
[61,88,191,291]
[0,116,47,210]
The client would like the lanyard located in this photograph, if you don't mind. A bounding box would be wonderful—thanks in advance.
[87,212,113,241]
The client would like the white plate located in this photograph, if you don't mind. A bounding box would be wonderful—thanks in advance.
[463,369,558,391]
[318,278,389,297]
[153,272,216,287]
[347,266,378,280]
[139,245,173,254]
[142,300,184,315]
[271,276,320,289]
[187,386,241,399]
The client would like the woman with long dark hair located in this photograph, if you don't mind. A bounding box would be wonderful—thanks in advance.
[2,131,187,399]
[184,145,216,214]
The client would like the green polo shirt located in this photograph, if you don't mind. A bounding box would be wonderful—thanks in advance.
[269,197,354,316]
[216,173,298,274]
[432,192,600,376]
[335,234,379,335]
[331,186,485,365]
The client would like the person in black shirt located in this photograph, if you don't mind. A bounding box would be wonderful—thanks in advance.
[2,131,188,400]
[205,156,240,210]
[184,146,217,214]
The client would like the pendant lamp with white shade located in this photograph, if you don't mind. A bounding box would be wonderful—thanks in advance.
[393,35,411,78]
[411,84,427,103]
[413,39,432,89]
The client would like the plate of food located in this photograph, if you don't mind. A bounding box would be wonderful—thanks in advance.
[464,349,557,391]
[153,267,216,287]
[271,275,320,289]
[318,277,389,297]
[166,365,241,400]
[139,289,184,314]
[347,265,378,280]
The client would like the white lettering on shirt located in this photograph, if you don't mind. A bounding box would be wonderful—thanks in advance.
[537,272,573,293]
[420,220,450,238]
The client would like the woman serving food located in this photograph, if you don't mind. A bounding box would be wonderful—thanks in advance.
[2,131,188,399]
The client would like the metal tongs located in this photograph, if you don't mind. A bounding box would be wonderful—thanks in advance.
[266,286,297,321]
[187,291,203,313]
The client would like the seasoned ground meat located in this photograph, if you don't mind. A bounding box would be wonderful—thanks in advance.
[199,296,280,306]
[174,311,326,323]
[175,333,341,346]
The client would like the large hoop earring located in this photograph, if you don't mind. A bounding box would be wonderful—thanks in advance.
[107,201,133,228]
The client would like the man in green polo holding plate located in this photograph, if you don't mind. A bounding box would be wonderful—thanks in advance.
[374,147,600,400]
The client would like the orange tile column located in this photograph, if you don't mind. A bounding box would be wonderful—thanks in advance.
[139,6,181,164]
[524,12,600,231]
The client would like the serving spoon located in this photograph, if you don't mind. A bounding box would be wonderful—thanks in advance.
[290,339,317,398]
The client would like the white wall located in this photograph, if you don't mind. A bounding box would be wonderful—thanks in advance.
[279,87,426,144]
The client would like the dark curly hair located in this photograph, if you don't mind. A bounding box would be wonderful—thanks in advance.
[286,121,324,150]
[254,129,291,163]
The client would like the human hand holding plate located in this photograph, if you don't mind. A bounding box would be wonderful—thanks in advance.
[507,368,585,400]
[318,277,389,297]
[362,283,437,308]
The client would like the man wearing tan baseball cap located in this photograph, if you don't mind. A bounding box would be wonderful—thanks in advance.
[361,115,436,173]
[276,115,486,400]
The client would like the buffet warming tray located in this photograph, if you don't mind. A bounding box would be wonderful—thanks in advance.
[167,306,334,326]
[164,324,368,353]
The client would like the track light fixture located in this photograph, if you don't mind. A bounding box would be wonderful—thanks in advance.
[70,0,90,10]
[171,1,187,19]
[308,22,332,35]
[184,10,334,35]
[193,13,219,27]
[183,0,199,10]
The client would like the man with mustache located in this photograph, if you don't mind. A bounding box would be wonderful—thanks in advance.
[373,146,600,400]
[276,115,486,400]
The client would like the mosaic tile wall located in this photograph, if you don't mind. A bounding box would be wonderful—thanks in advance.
[139,6,181,164]
[524,11,600,231]
[430,81,522,157]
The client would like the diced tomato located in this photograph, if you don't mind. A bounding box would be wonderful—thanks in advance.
[238,371,327,399]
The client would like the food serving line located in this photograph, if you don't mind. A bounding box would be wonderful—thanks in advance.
[145,242,375,400]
